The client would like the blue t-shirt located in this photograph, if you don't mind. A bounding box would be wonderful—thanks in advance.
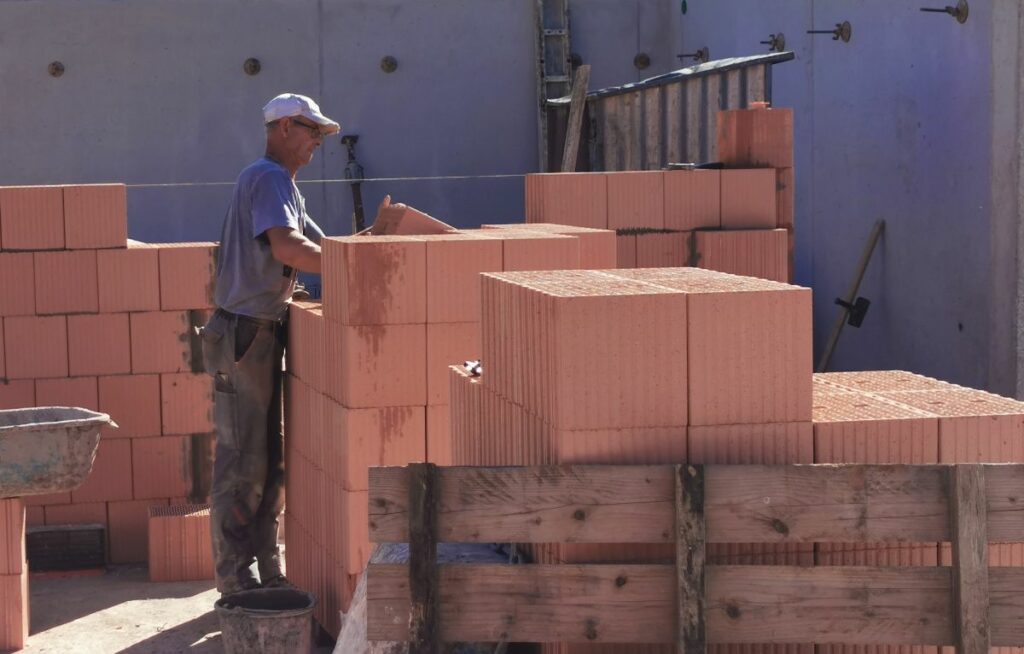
[214,157,323,320]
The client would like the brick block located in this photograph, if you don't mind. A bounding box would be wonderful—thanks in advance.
[340,324,426,408]
[0,184,64,250]
[423,234,503,324]
[369,204,455,236]
[818,370,954,393]
[130,310,201,374]
[133,435,192,500]
[555,425,687,464]
[321,236,426,325]
[607,171,665,231]
[97,246,161,312]
[324,402,425,491]
[34,249,99,315]
[36,376,99,410]
[694,229,788,282]
[157,243,217,310]
[148,504,213,582]
[427,322,481,406]
[720,169,777,229]
[498,232,580,272]
[161,373,214,434]
[4,315,68,379]
[98,374,162,438]
[0,253,35,316]
[635,232,687,268]
[26,507,43,526]
[776,167,794,230]
[616,234,637,269]
[23,491,71,507]
[288,302,326,391]
[0,380,34,409]
[108,498,168,564]
[63,184,128,249]
[484,224,618,271]
[716,106,794,169]
[68,312,131,376]
[664,169,721,231]
[340,489,369,573]
[449,365,482,466]
[0,570,28,652]
[44,502,108,526]
[71,437,133,503]
[524,172,608,229]
[0,499,25,575]
[427,404,452,466]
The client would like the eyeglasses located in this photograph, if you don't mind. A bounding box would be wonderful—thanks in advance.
[289,118,323,139]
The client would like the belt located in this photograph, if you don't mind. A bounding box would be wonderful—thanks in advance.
[215,308,285,328]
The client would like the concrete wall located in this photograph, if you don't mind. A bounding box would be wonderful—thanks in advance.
[677,1,1024,394]
[0,0,677,244]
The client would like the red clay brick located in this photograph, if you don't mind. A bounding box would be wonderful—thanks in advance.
[494,225,617,270]
[34,249,99,315]
[498,232,580,272]
[161,373,214,434]
[664,169,721,231]
[71,437,133,503]
[427,322,481,406]
[694,229,788,282]
[321,236,426,325]
[716,106,794,168]
[525,173,608,229]
[426,405,452,465]
[108,498,168,564]
[607,171,665,231]
[720,169,777,229]
[287,302,326,391]
[776,167,794,230]
[148,504,213,582]
[44,502,108,526]
[35,376,99,410]
[635,232,687,268]
[0,253,35,317]
[4,315,68,379]
[22,491,71,508]
[68,313,131,376]
[324,402,426,491]
[25,507,43,526]
[97,246,161,312]
[369,204,455,235]
[0,185,64,251]
[340,324,426,408]
[0,380,34,410]
[555,425,687,464]
[98,374,162,438]
[0,570,28,651]
[449,365,482,466]
[423,234,503,324]
[133,435,192,500]
[63,184,128,249]
[616,234,637,268]
[130,311,199,374]
[0,499,24,575]
[817,370,953,393]
[157,243,217,310]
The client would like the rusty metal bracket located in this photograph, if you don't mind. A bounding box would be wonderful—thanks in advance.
[921,0,968,23]
[808,21,852,43]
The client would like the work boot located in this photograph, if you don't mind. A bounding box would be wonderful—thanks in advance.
[219,575,261,598]
[261,574,295,589]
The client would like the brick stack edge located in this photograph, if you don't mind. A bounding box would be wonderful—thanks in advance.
[0,184,217,596]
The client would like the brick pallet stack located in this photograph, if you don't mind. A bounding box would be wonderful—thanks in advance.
[0,499,27,650]
[283,219,617,636]
[0,184,217,575]
[525,103,793,283]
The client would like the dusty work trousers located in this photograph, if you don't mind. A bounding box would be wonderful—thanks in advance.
[202,308,286,593]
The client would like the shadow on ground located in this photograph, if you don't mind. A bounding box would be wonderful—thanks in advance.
[117,612,222,653]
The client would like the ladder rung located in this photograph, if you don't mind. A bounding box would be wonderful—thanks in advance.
[544,76,570,83]
[543,29,568,36]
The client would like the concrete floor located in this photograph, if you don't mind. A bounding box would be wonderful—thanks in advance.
[19,565,334,654]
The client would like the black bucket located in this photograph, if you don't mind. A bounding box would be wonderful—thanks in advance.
[214,588,316,654]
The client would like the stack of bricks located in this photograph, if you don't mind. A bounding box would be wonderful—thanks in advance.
[525,104,794,283]
[0,499,27,650]
[0,184,217,572]
[451,266,812,654]
[283,220,616,636]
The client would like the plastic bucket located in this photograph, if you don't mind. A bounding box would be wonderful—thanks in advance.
[214,588,316,654]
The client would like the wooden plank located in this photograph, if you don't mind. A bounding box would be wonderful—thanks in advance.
[665,81,684,164]
[676,464,706,654]
[369,564,964,645]
[407,463,439,654]
[949,465,990,654]
[685,78,701,163]
[602,95,624,170]
[745,64,766,104]
[560,64,591,172]
[622,91,641,170]
[725,69,741,109]
[979,464,1024,542]
[703,74,721,162]
[642,86,663,169]
[988,567,1024,646]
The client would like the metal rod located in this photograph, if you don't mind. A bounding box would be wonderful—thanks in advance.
[816,219,886,373]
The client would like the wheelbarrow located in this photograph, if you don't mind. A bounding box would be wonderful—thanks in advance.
[0,406,116,499]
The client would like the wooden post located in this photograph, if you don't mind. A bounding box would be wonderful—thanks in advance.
[561,64,591,172]
[675,464,706,654]
[408,463,440,654]
[949,464,990,654]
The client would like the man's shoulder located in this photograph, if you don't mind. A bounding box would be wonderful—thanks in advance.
[238,157,290,188]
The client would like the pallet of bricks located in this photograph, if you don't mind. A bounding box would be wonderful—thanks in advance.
[0,184,218,647]
[526,102,794,282]
[447,266,1024,652]
[283,205,619,636]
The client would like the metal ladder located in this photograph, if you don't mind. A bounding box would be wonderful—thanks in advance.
[535,0,572,171]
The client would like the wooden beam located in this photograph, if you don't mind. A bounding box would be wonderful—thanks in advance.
[949,465,990,654]
[676,464,706,654]
[561,64,591,172]
[407,463,440,654]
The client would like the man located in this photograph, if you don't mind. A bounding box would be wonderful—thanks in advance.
[201,92,335,595]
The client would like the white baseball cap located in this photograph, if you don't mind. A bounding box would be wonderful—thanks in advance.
[262,93,341,135]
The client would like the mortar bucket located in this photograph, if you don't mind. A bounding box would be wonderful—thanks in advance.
[214,588,316,654]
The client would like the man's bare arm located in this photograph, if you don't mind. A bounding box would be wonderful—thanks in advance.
[265,227,322,274]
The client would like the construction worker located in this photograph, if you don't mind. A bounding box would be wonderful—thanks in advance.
[201,92,335,595]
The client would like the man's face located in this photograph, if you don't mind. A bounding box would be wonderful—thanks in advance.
[286,117,324,166]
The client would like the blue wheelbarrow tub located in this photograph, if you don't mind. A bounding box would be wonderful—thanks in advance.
[0,407,117,499]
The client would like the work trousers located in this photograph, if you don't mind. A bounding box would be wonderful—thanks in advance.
[202,308,286,593]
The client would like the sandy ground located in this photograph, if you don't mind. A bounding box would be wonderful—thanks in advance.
[19,564,335,654]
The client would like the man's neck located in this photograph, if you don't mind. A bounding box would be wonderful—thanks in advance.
[264,150,298,178]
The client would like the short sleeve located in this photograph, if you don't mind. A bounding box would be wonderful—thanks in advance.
[304,216,326,244]
[251,170,302,238]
